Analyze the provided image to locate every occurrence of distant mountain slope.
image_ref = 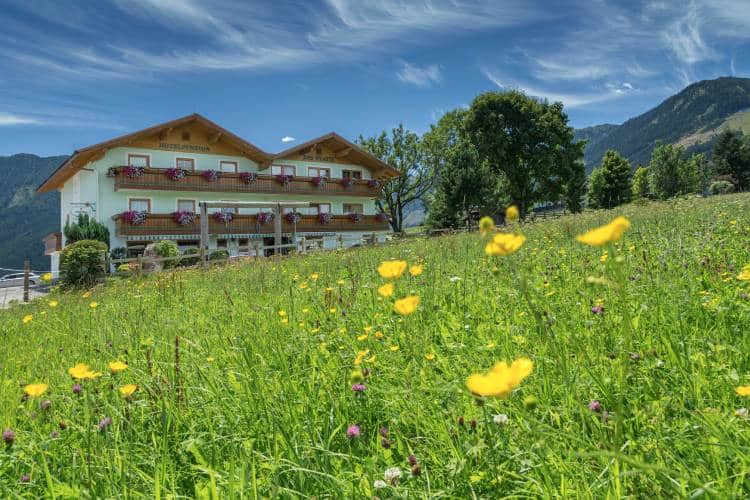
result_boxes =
[0,154,67,271]
[577,77,750,169]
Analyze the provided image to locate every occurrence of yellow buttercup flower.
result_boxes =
[378,282,394,297]
[576,216,631,247]
[278,310,287,317]
[737,265,750,281]
[120,384,138,397]
[109,361,128,373]
[736,386,750,396]
[89,301,98,309]
[68,363,102,380]
[82,291,92,298]
[23,383,48,398]
[22,314,33,324]
[393,295,419,315]
[479,216,495,236]
[310,273,319,280]
[409,264,424,277]
[466,358,534,398]
[48,300,58,308]
[377,260,408,280]
[485,233,526,256]
[425,353,436,361]
[389,345,400,352]
[506,205,519,222]
[41,272,53,283]
[357,334,368,341]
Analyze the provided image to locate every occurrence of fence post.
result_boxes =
[23,259,30,303]
[337,234,343,249]
[254,241,262,260]
[300,236,307,254]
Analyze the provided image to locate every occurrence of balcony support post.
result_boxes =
[273,204,282,256]
[199,202,209,269]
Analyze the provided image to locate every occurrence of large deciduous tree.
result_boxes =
[358,124,432,233]
[464,90,585,218]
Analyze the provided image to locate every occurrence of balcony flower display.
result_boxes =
[340,177,354,188]
[106,167,118,177]
[121,210,147,225]
[165,167,186,181]
[318,212,333,225]
[239,172,257,184]
[367,179,381,189]
[276,174,293,185]
[257,212,273,225]
[311,176,327,187]
[123,165,145,178]
[376,212,390,223]
[171,210,195,226]
[349,212,363,223]
[213,211,233,223]
[202,169,220,182]
[285,212,301,223]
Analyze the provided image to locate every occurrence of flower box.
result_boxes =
[367,179,382,189]
[349,212,363,223]
[213,211,233,223]
[285,212,301,223]
[257,212,273,225]
[239,172,257,184]
[340,177,354,188]
[276,174,294,185]
[121,210,147,225]
[171,210,195,226]
[318,212,333,225]
[165,168,186,181]
[123,166,145,178]
[311,176,327,187]
[202,169,220,182]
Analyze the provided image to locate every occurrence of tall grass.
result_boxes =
[1,194,750,497]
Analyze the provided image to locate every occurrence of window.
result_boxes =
[271,164,295,176]
[342,170,362,180]
[177,199,195,212]
[219,201,237,214]
[343,203,363,214]
[129,198,151,212]
[127,154,150,167]
[219,160,238,173]
[176,157,195,170]
[310,203,331,214]
[217,239,228,248]
[308,167,330,178]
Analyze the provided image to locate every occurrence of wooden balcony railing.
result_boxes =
[111,167,384,197]
[114,213,390,237]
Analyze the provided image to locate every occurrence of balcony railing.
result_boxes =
[114,213,390,237]
[110,167,384,197]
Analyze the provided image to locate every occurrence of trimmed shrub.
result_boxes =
[709,180,735,195]
[208,249,230,261]
[152,240,179,268]
[60,239,108,288]
[180,247,201,267]
[64,214,110,246]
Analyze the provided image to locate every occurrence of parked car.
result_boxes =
[0,273,40,288]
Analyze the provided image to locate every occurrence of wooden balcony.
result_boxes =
[114,213,390,237]
[111,167,384,197]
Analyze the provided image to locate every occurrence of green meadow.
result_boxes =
[2,194,750,498]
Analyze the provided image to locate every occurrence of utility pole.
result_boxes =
[23,259,30,303]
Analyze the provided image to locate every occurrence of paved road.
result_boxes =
[0,286,47,309]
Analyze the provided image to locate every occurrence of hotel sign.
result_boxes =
[158,142,210,153]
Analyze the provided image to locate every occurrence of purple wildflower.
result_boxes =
[72,384,83,395]
[3,429,15,445]
[379,427,389,437]
[346,424,361,438]
[98,417,112,431]
[591,305,604,315]
[50,431,59,439]
[588,400,602,412]
[20,474,30,483]
[351,383,366,392]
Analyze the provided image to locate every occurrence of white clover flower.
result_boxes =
[493,413,509,425]
[735,408,748,418]
[384,467,402,484]
[373,479,387,489]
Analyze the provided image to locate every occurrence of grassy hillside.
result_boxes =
[2,194,750,497]
[0,154,67,271]
[578,77,750,169]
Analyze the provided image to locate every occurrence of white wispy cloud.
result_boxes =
[396,61,442,88]
[663,3,718,65]
[0,112,39,126]
[281,136,296,143]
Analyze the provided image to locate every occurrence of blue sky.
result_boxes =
[0,0,748,156]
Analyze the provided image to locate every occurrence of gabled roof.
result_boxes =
[273,132,400,179]
[37,114,272,193]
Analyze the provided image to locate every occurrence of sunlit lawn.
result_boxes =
[2,194,750,497]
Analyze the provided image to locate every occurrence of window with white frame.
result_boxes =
[271,164,295,176]
[176,199,195,212]
[308,167,330,178]
[127,154,150,167]
[309,203,331,215]
[342,169,362,180]
[176,157,195,170]
[219,160,238,173]
[343,203,363,214]
[129,198,151,212]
